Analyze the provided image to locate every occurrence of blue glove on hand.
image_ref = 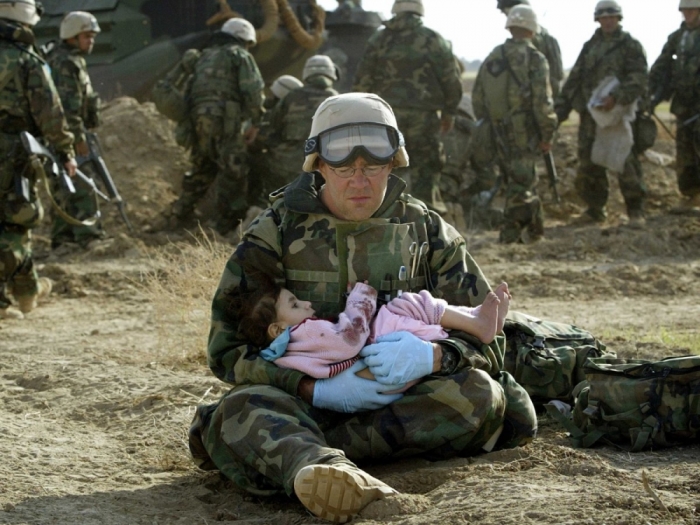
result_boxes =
[312,360,405,413]
[360,331,434,386]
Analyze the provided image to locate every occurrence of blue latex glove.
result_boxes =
[313,360,405,413]
[360,331,434,386]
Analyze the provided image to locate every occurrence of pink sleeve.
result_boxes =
[370,289,449,343]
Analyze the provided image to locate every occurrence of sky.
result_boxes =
[317,1,683,69]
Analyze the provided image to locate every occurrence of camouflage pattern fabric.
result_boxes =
[555,26,648,216]
[532,26,564,99]
[649,23,700,198]
[0,19,74,308]
[188,171,538,493]
[46,41,104,245]
[353,12,462,207]
[472,38,556,243]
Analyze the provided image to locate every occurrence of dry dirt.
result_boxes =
[1,98,699,525]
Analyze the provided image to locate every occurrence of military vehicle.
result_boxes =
[35,0,383,99]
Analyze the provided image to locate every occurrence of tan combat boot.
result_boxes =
[0,307,24,320]
[294,463,397,523]
[16,277,53,314]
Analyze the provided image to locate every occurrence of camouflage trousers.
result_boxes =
[391,107,444,209]
[577,112,646,215]
[189,369,536,496]
[51,160,104,247]
[173,114,249,233]
[497,156,543,244]
[675,117,700,198]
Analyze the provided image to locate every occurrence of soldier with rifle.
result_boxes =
[472,5,557,244]
[0,0,76,319]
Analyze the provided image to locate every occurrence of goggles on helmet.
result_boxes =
[595,7,621,17]
[304,123,404,167]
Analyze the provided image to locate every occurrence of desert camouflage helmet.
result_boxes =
[0,0,41,26]
[302,55,339,82]
[270,75,303,100]
[505,4,538,33]
[221,17,257,45]
[60,11,101,40]
[496,0,530,11]
[680,0,700,8]
[302,92,409,172]
[594,0,623,20]
[391,0,424,16]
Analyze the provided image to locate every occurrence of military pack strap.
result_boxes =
[285,269,338,283]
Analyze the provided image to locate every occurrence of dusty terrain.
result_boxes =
[1,99,699,525]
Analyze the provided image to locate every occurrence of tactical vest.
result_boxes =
[46,44,99,128]
[281,85,337,142]
[189,44,244,112]
[671,27,700,112]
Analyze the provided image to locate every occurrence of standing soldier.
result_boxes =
[46,11,105,249]
[169,17,265,235]
[472,5,557,244]
[496,0,564,98]
[555,1,648,227]
[353,0,462,210]
[0,0,76,319]
[264,55,339,191]
[650,0,700,213]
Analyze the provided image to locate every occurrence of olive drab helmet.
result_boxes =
[505,4,538,33]
[270,75,303,100]
[302,93,409,172]
[59,11,101,40]
[0,0,41,26]
[221,17,257,45]
[594,0,623,20]
[302,55,339,82]
[680,0,700,8]
[391,0,424,16]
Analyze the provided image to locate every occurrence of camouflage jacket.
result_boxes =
[533,25,564,99]
[0,19,74,161]
[268,75,337,143]
[472,38,557,155]
[556,26,648,117]
[649,22,700,118]
[189,33,264,125]
[207,172,499,389]
[352,13,462,115]
[46,41,98,145]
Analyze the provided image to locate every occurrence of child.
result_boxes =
[225,281,511,384]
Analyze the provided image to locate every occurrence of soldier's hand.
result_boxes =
[75,141,89,158]
[64,158,78,178]
[244,126,259,146]
[360,331,434,385]
[440,114,455,134]
[539,141,552,154]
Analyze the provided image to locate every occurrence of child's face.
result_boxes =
[275,289,315,328]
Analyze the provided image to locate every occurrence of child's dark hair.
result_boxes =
[223,280,282,348]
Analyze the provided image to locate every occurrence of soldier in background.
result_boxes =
[353,0,462,210]
[263,55,338,191]
[0,0,76,319]
[555,1,648,227]
[496,0,564,98]
[46,11,105,249]
[650,0,700,213]
[472,5,557,244]
[169,18,264,235]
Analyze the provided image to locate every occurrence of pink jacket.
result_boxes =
[272,283,448,378]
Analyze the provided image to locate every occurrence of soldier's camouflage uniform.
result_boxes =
[473,38,557,243]
[555,26,648,221]
[262,75,337,192]
[0,19,74,308]
[532,26,564,99]
[172,32,264,234]
[353,12,462,208]
[649,20,700,199]
[46,40,104,247]
[188,172,537,496]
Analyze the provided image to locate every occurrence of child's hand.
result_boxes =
[347,280,370,293]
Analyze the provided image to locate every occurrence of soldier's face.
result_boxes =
[681,8,700,27]
[317,158,390,221]
[76,31,97,54]
[597,16,620,34]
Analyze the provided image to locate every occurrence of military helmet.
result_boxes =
[302,92,409,172]
[221,17,257,45]
[302,55,339,82]
[60,11,101,40]
[270,75,303,100]
[505,5,538,33]
[680,0,700,9]
[594,0,623,20]
[0,0,41,26]
[496,0,530,11]
[391,0,424,17]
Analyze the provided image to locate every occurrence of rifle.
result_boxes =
[543,150,560,204]
[78,131,134,233]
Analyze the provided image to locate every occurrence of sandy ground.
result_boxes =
[1,99,699,525]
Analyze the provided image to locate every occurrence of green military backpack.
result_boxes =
[151,49,200,123]
[549,356,700,451]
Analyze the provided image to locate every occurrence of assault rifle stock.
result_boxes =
[543,151,560,204]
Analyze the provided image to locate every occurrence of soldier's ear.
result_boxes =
[268,322,286,340]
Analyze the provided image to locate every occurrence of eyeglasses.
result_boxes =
[328,164,390,179]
